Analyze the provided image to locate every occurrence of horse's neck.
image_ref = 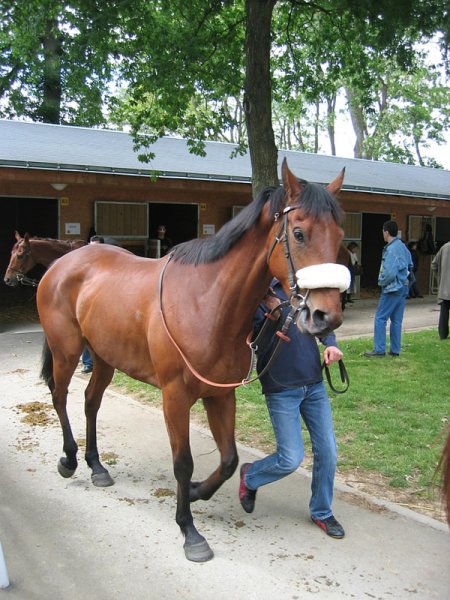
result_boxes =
[31,240,72,267]
[200,240,272,332]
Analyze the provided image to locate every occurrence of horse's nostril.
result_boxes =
[312,309,327,329]
[309,308,343,336]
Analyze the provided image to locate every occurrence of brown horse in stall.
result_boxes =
[36,159,348,562]
[3,231,86,287]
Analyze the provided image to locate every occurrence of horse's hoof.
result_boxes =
[183,539,214,562]
[91,471,114,487]
[57,459,76,478]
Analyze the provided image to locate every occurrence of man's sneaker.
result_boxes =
[311,515,345,539]
[239,463,257,513]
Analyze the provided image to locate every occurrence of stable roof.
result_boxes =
[1,119,449,200]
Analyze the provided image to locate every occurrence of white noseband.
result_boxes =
[296,264,351,293]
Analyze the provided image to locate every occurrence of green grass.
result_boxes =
[112,329,449,500]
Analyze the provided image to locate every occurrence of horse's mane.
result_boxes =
[13,236,86,251]
[172,180,343,266]
[29,236,83,244]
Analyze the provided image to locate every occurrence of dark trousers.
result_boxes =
[438,300,450,340]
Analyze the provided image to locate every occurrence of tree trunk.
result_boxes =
[413,133,424,166]
[326,94,336,156]
[345,87,369,159]
[37,18,62,124]
[314,99,319,153]
[244,0,278,196]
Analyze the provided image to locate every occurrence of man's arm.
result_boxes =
[378,250,396,286]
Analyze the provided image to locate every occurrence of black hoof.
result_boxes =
[91,471,114,487]
[183,539,214,562]
[57,459,76,478]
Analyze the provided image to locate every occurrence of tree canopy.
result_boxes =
[1,0,449,191]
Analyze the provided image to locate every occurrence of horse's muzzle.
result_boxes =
[3,275,20,287]
[296,290,343,337]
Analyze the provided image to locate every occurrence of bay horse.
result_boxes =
[3,231,86,287]
[37,159,349,562]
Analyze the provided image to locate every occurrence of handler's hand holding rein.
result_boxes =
[323,345,343,367]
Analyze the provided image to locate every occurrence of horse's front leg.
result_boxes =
[55,396,79,478]
[84,360,115,487]
[189,392,239,502]
[163,396,214,562]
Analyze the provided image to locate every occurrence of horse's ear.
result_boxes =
[282,158,303,198]
[15,230,21,241]
[24,233,30,243]
[327,168,345,196]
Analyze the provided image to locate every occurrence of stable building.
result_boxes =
[1,118,450,297]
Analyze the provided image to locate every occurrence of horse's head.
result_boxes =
[3,231,35,287]
[267,159,348,336]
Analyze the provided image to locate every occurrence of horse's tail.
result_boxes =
[40,337,54,386]
[438,427,450,527]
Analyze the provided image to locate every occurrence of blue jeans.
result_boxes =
[244,382,337,520]
[82,346,93,369]
[374,289,407,354]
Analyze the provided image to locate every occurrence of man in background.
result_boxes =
[156,225,173,256]
[431,240,450,339]
[364,220,412,358]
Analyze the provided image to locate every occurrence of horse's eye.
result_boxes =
[293,228,305,243]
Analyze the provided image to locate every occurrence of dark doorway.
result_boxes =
[0,197,58,310]
[148,203,198,246]
[435,217,450,251]
[360,213,391,289]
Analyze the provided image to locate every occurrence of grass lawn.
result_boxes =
[112,329,449,515]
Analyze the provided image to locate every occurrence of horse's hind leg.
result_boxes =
[83,356,115,487]
[189,393,239,502]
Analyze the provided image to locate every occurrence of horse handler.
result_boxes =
[238,279,345,539]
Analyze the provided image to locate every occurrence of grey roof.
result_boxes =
[1,119,449,200]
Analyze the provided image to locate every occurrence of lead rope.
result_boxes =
[322,359,349,394]
[157,208,348,392]
[157,256,298,389]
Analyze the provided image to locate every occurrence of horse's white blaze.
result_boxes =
[296,263,351,293]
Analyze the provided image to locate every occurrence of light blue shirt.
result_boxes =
[378,238,412,293]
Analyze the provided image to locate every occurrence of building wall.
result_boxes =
[0,167,251,243]
[2,166,450,294]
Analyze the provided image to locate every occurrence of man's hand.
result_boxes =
[323,345,343,367]
[263,288,282,312]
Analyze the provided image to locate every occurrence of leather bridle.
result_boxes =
[6,247,39,287]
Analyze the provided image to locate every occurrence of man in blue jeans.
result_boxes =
[239,279,345,539]
[364,220,412,358]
